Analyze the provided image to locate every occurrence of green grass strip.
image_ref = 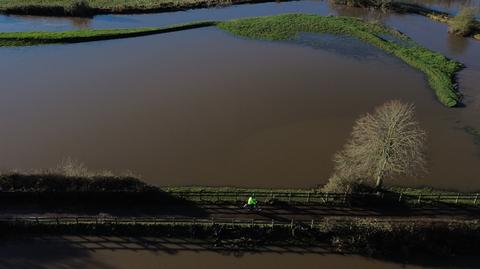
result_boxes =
[217,14,463,107]
[0,21,217,46]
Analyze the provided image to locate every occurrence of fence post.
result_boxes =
[290,219,294,230]
[211,217,215,225]
[251,219,255,227]
[475,194,479,206]
[310,219,314,229]
[76,217,79,225]
[36,217,39,225]
[235,192,238,203]
[307,192,310,203]
[343,191,348,204]
[417,194,422,205]
[288,193,292,203]
[455,193,460,204]
[398,192,403,203]
[271,219,275,228]
[325,193,329,204]
[173,217,176,225]
[56,217,59,225]
[133,217,136,225]
[193,217,196,225]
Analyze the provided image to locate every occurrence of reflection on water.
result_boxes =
[447,34,470,55]
[0,15,92,32]
[1,237,480,269]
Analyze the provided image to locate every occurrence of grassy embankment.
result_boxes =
[0,21,216,46]
[218,14,463,107]
[0,0,274,16]
[1,172,479,206]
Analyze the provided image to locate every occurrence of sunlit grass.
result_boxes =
[218,14,463,107]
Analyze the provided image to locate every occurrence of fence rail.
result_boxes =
[0,190,478,206]
[165,190,480,206]
[0,216,474,227]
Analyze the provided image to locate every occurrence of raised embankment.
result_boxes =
[2,173,480,256]
[1,173,480,207]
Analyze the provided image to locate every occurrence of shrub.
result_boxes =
[65,0,93,17]
[448,8,476,36]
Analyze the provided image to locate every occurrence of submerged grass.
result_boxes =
[0,21,216,46]
[464,126,480,145]
[218,14,463,107]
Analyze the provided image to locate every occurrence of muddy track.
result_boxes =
[2,204,480,221]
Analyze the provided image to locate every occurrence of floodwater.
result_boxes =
[0,0,479,190]
[0,237,479,269]
[403,0,480,16]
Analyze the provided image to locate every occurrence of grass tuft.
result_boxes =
[448,7,477,37]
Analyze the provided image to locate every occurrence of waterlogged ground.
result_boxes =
[0,0,479,190]
[0,237,479,269]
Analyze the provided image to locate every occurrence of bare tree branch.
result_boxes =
[324,100,427,192]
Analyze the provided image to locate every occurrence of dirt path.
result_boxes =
[2,204,480,221]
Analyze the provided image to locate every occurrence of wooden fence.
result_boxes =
[0,216,471,228]
[0,190,478,206]
[166,190,480,206]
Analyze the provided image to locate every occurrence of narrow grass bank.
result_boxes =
[2,217,480,257]
[0,21,216,46]
[218,14,463,107]
[0,0,283,17]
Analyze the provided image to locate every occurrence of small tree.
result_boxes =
[328,100,427,190]
[448,7,477,37]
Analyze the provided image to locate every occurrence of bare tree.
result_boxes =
[328,100,427,190]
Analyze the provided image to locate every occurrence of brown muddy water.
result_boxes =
[0,0,479,190]
[1,237,479,269]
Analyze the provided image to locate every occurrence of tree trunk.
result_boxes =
[375,175,383,189]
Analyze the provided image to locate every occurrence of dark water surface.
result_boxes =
[1,237,479,269]
[0,0,479,190]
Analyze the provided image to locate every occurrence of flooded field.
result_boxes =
[0,237,479,269]
[0,0,479,190]
[404,0,480,15]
